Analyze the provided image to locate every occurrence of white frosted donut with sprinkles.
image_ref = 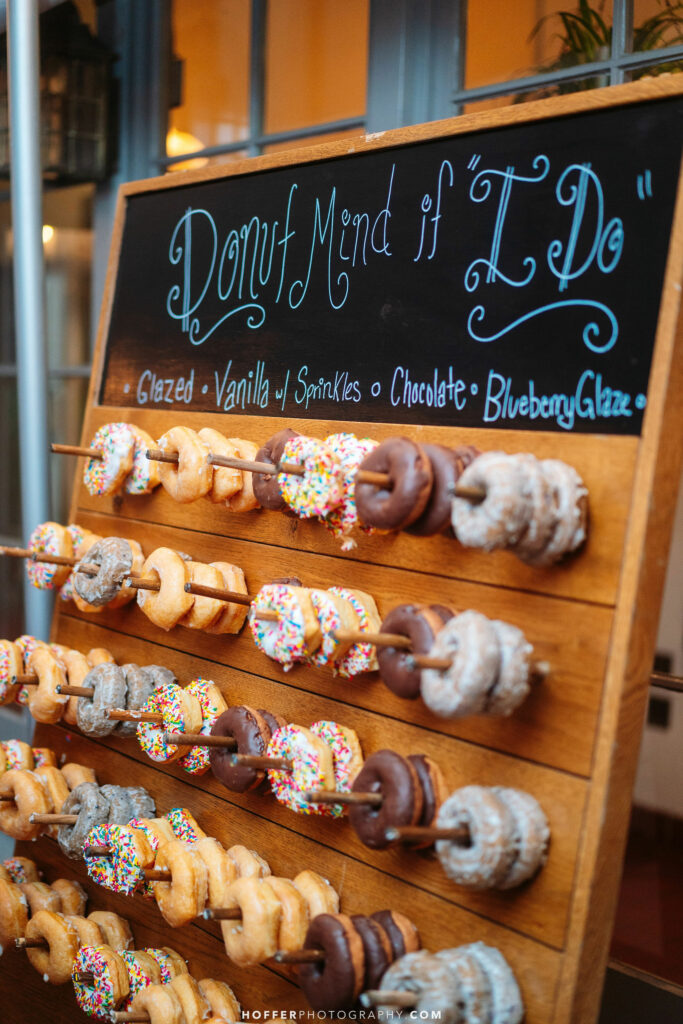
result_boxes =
[311,720,364,816]
[1,739,34,770]
[84,823,118,890]
[249,584,320,671]
[72,944,130,1017]
[322,433,378,548]
[306,590,358,668]
[266,725,335,815]
[329,586,381,677]
[26,521,73,589]
[277,435,344,518]
[83,422,136,496]
[178,679,227,776]
[14,636,47,706]
[137,683,202,763]
[124,425,162,495]
[0,640,21,704]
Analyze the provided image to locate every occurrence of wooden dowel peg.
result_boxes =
[0,545,33,559]
[143,868,172,882]
[332,629,412,650]
[164,732,236,749]
[355,469,391,487]
[384,824,470,844]
[83,845,112,857]
[0,795,15,802]
[360,990,418,1009]
[29,812,78,825]
[207,452,276,475]
[124,577,160,593]
[202,906,242,921]
[408,654,453,671]
[227,754,292,771]
[31,552,79,568]
[12,674,38,685]
[304,789,383,807]
[110,1013,151,1024]
[183,581,253,606]
[651,669,683,694]
[107,709,164,724]
[74,971,95,984]
[451,483,486,502]
[15,936,49,949]
[252,609,279,622]
[273,948,326,964]
[51,443,103,460]
[145,448,179,465]
[56,684,95,698]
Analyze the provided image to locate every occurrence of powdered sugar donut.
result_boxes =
[322,433,378,548]
[451,452,533,551]
[72,944,130,1016]
[59,526,102,608]
[136,683,202,762]
[84,422,136,496]
[249,585,321,670]
[267,725,335,815]
[465,942,524,1024]
[420,611,501,718]
[178,679,227,776]
[375,950,462,1024]
[306,590,359,668]
[277,435,344,518]
[73,536,136,608]
[523,459,589,566]
[329,586,381,677]
[486,620,533,716]
[434,946,492,1024]
[311,720,364,817]
[26,521,73,589]
[493,787,550,889]
[0,640,21,704]
[435,786,517,890]
[124,426,162,495]
[508,455,554,561]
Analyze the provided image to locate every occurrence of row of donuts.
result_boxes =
[76,422,588,567]
[0,854,94,950]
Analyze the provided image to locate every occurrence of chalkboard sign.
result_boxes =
[99,93,683,434]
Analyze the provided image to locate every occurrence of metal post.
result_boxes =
[247,0,267,158]
[6,0,52,640]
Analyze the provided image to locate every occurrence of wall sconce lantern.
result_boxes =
[0,1,114,183]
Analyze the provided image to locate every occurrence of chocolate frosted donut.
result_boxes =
[58,782,110,860]
[258,709,287,734]
[76,664,126,737]
[350,914,393,989]
[348,750,423,849]
[73,537,133,606]
[253,429,299,510]
[408,754,448,834]
[430,604,455,625]
[377,605,446,699]
[370,910,420,958]
[209,706,271,792]
[406,445,464,536]
[355,437,433,530]
[296,913,365,1011]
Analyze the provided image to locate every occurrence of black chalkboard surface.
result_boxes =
[100,94,683,434]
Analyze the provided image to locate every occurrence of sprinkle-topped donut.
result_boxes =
[277,435,344,518]
[110,824,156,895]
[137,683,201,762]
[322,433,378,549]
[3,856,39,884]
[329,586,380,677]
[84,824,118,889]
[311,720,364,816]
[0,640,21,704]
[267,725,335,815]
[124,426,162,495]
[120,950,161,1007]
[1,739,34,770]
[306,590,358,669]
[26,521,73,589]
[165,807,206,843]
[72,944,130,1017]
[14,635,46,705]
[83,423,136,496]
[249,585,320,671]
[178,679,227,776]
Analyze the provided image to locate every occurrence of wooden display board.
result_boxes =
[4,77,683,1024]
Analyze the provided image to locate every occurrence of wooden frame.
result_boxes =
[4,77,683,1024]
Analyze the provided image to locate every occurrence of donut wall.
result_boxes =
[3,78,683,1024]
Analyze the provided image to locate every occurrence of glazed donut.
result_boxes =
[136,548,193,630]
[253,428,299,510]
[522,458,589,566]
[310,720,364,814]
[355,437,433,530]
[435,786,517,890]
[485,620,533,716]
[209,706,273,792]
[51,878,87,916]
[198,428,243,503]
[152,840,209,927]
[506,454,555,561]
[267,724,336,814]
[177,678,228,776]
[0,768,51,840]
[198,978,241,1022]
[145,946,188,981]
[377,604,448,700]
[19,881,62,915]
[219,876,282,966]
[58,782,110,860]
[157,426,212,502]
[32,748,57,768]
[322,433,378,549]
[329,587,381,677]
[62,650,91,726]
[114,664,154,737]
[133,816,176,848]
[420,611,502,718]
[263,876,309,951]
[292,871,339,917]
[195,837,237,906]
[87,911,133,950]
[107,539,145,610]
[64,914,103,947]
[348,750,423,849]
[26,522,73,589]
[169,973,211,1024]
[165,807,207,843]
[129,982,186,1024]
[451,451,533,551]
[405,443,473,537]
[307,590,359,668]
[351,914,393,988]
[76,663,127,737]
[24,910,79,984]
[249,585,322,670]
[137,683,202,762]
[178,563,225,630]
[84,422,135,495]
[1,739,34,770]
[120,949,162,1007]
[3,856,40,883]
[297,913,365,1011]
[14,636,48,706]
[459,941,524,1024]
[87,648,116,666]
[492,787,550,889]
[408,754,448,844]
[0,877,29,948]
[61,763,97,790]
[73,536,136,607]
[0,640,21,705]
[375,950,462,1024]
[26,647,68,724]
[204,561,249,635]
[124,425,162,495]
[227,845,271,879]
[225,438,260,512]
[34,766,70,836]
[370,910,421,957]
[278,435,344,518]
[434,946,493,1024]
